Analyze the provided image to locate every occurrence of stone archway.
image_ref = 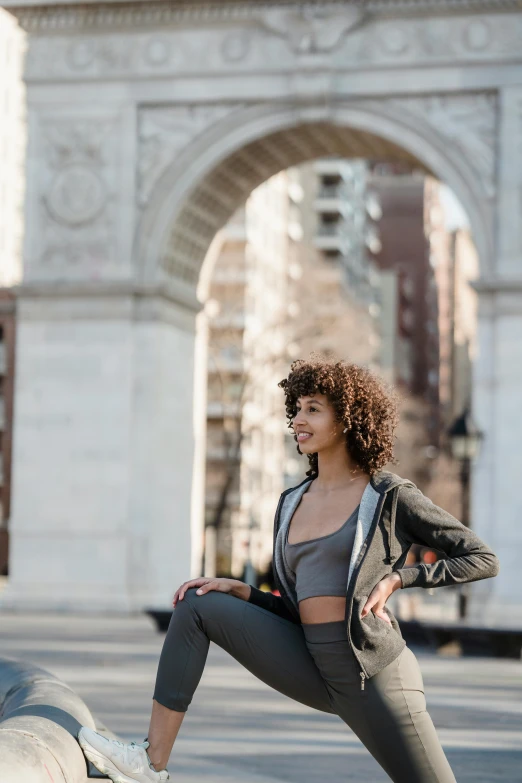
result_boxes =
[138,98,494,290]
[2,1,521,621]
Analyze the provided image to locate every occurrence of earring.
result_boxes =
[343,427,348,434]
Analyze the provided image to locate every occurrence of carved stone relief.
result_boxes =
[356,15,518,65]
[137,104,244,207]
[35,115,119,279]
[261,7,363,54]
[27,34,182,80]
[22,12,522,82]
[390,94,497,197]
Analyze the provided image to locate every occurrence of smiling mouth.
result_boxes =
[297,432,313,441]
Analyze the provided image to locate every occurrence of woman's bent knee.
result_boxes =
[181,586,244,613]
[173,587,246,634]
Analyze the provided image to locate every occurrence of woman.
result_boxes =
[78,356,500,783]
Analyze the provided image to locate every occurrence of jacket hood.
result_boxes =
[370,470,416,495]
[286,470,416,497]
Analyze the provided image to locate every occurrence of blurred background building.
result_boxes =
[0,0,518,625]
[200,157,478,585]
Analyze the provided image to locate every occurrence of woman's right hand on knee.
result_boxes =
[173,578,247,607]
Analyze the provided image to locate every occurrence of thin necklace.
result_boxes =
[312,475,368,492]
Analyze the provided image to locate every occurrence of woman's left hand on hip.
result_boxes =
[361,573,403,625]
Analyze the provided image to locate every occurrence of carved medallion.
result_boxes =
[221,32,251,63]
[144,37,172,66]
[463,19,492,51]
[46,164,107,226]
[380,26,410,55]
[67,39,96,70]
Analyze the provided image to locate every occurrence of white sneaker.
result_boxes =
[78,726,169,783]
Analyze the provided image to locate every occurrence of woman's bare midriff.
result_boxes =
[298,595,347,624]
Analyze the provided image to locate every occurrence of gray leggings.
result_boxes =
[153,587,456,783]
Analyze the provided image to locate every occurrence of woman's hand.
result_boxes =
[172,578,248,607]
[361,573,402,625]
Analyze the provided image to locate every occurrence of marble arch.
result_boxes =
[2,0,521,621]
[138,101,494,290]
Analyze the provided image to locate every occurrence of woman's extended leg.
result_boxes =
[80,586,334,782]
[353,645,456,783]
[303,621,456,783]
[147,585,335,768]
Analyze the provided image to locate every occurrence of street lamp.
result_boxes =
[447,406,484,620]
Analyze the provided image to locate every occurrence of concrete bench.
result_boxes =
[0,657,111,782]
[398,620,522,659]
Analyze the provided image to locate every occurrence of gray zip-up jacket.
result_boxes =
[247,470,500,690]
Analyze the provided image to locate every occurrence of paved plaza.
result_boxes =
[0,610,521,782]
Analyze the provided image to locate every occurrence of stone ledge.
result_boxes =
[11,279,202,318]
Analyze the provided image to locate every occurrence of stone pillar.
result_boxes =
[469,85,522,626]
[2,285,202,611]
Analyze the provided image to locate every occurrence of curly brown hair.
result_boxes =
[278,353,399,478]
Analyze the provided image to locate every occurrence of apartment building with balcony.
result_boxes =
[308,158,382,307]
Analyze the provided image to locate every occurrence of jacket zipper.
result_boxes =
[345,493,387,691]
[272,485,303,623]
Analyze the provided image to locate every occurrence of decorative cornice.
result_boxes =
[5,0,522,33]
[12,279,202,313]
[473,277,522,316]
[472,277,522,293]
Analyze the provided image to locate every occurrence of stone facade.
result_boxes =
[0,9,24,288]
[1,1,521,621]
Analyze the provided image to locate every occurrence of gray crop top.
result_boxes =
[284,505,359,602]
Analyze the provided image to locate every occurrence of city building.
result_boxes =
[297,158,382,308]
[204,163,384,579]
[424,180,479,425]
[204,174,291,580]
[369,166,478,513]
[0,0,516,625]
[368,166,441,488]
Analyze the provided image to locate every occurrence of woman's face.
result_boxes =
[292,392,345,454]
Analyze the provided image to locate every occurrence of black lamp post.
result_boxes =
[447,406,484,620]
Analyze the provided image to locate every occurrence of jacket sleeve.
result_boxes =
[394,484,500,590]
[247,585,298,623]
